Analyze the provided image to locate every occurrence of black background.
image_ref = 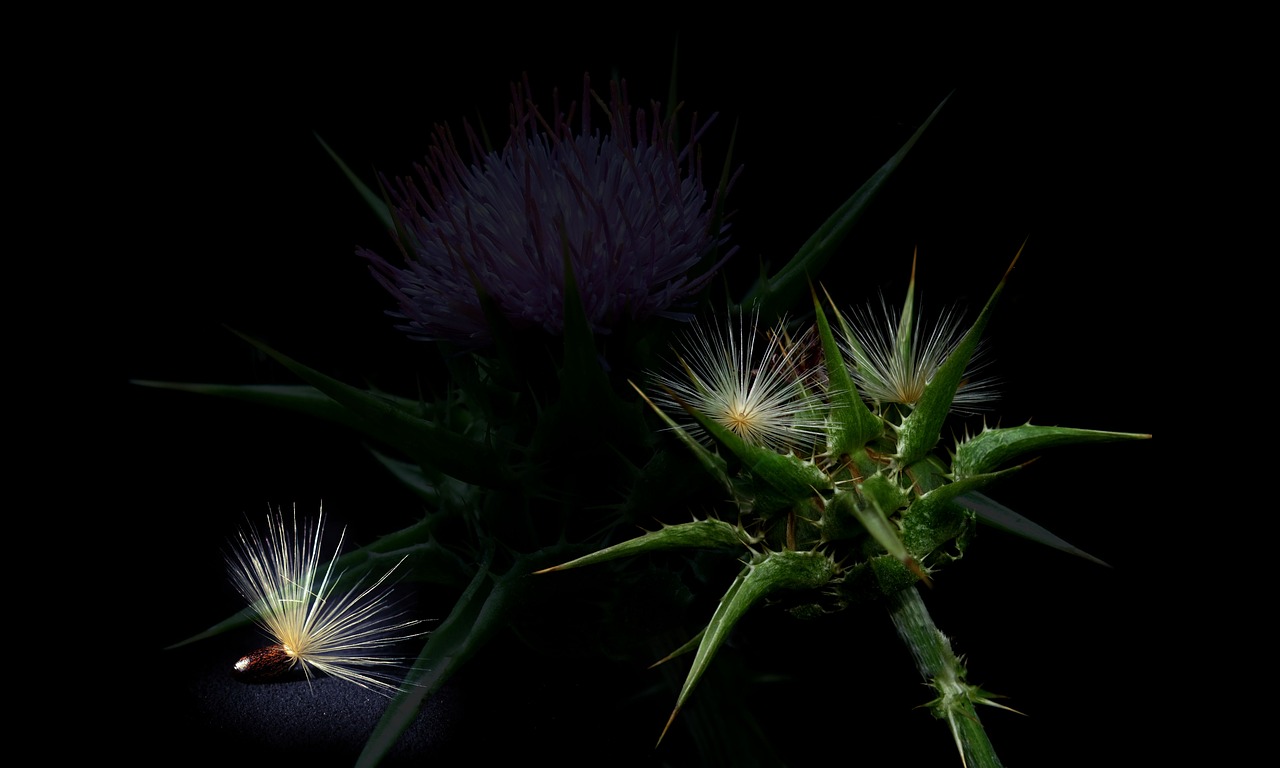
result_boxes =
[120,27,1163,767]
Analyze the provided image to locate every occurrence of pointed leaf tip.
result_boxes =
[959,491,1112,567]
[315,132,394,232]
[657,706,682,747]
[1003,237,1028,282]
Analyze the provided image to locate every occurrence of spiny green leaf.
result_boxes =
[357,545,506,768]
[226,330,509,489]
[630,380,732,490]
[358,547,571,767]
[558,233,610,404]
[659,550,837,744]
[329,514,474,589]
[894,253,919,373]
[897,242,1023,466]
[909,464,1025,521]
[547,243,650,453]
[665,39,680,127]
[741,93,951,318]
[164,608,257,649]
[650,628,705,667]
[953,423,1151,478]
[957,492,1111,567]
[131,381,448,439]
[812,286,881,452]
[315,132,393,232]
[533,519,755,573]
[367,447,474,511]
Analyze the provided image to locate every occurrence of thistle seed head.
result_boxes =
[650,312,828,454]
[226,504,425,696]
[841,296,997,415]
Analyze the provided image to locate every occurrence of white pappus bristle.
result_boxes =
[652,311,828,454]
[226,503,425,696]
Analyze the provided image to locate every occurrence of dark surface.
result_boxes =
[122,28,1163,767]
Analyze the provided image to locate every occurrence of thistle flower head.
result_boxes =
[226,505,424,696]
[841,295,996,415]
[360,75,734,344]
[650,312,827,454]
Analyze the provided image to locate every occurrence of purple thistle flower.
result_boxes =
[359,75,735,345]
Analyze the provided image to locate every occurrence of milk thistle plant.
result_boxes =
[143,70,1148,767]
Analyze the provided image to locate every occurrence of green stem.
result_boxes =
[887,586,1004,768]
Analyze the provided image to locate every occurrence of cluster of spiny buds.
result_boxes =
[539,249,1149,752]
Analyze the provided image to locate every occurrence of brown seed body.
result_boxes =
[232,644,294,681]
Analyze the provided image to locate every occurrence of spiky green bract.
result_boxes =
[812,285,881,454]
[629,380,734,489]
[315,132,393,231]
[953,423,1152,478]
[652,312,828,455]
[895,250,1018,468]
[741,93,952,319]
[658,549,838,744]
[227,505,425,696]
[956,492,1111,567]
[533,518,758,573]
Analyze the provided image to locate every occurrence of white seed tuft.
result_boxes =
[651,312,828,454]
[226,504,426,696]
[841,297,997,415]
